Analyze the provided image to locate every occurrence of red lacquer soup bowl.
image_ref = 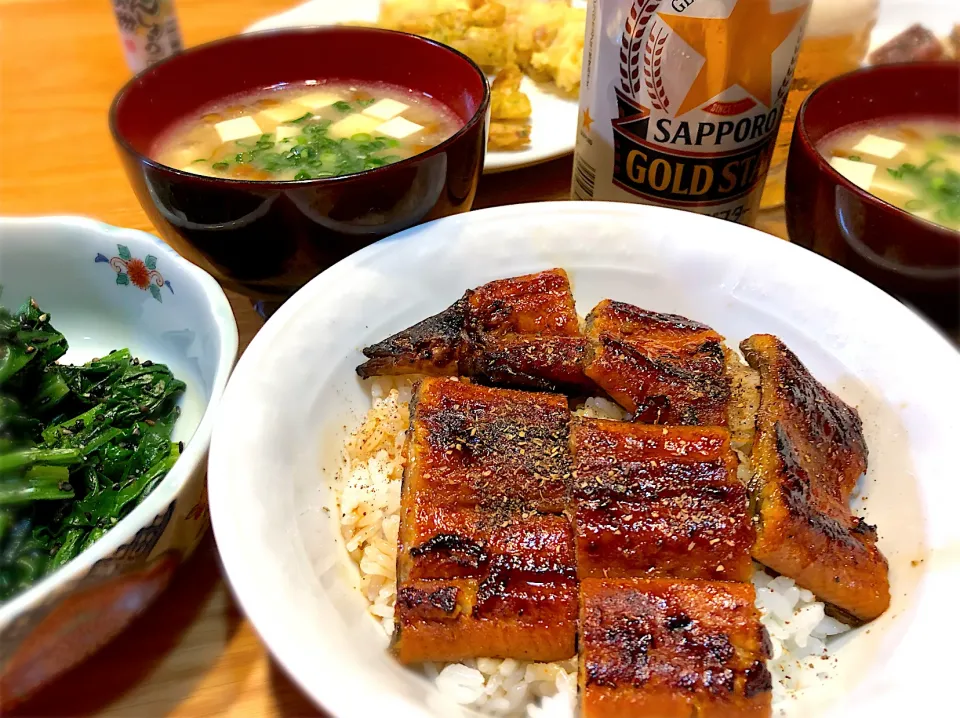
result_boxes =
[785,62,960,330]
[110,27,489,309]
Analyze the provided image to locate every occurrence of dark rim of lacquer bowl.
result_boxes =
[792,60,960,246]
[109,27,490,188]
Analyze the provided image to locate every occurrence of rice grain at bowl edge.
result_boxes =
[334,377,851,717]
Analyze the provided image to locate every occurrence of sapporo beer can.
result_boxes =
[112,0,184,73]
[572,0,812,226]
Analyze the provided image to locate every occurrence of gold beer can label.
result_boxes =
[573,0,812,225]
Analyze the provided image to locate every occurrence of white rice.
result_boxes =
[336,378,850,716]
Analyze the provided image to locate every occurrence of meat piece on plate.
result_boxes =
[583,300,730,425]
[580,578,772,718]
[401,377,572,515]
[394,572,578,663]
[741,334,889,623]
[394,377,577,662]
[465,267,580,338]
[358,269,592,392]
[868,24,946,65]
[571,418,754,582]
[459,334,595,393]
[394,513,578,663]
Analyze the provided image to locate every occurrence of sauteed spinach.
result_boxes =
[0,298,185,602]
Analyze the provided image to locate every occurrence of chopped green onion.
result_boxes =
[291,112,313,123]
[848,155,861,162]
[332,101,352,112]
[357,98,377,107]
[211,162,228,171]
[293,170,312,180]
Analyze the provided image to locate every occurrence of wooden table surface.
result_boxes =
[0,1,786,715]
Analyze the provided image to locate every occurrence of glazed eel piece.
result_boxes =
[358,270,758,431]
[392,377,577,663]
[357,268,593,394]
[580,578,772,718]
[569,417,754,582]
[741,334,889,623]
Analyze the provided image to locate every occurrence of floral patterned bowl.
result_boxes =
[0,216,238,708]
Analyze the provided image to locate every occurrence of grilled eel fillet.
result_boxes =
[393,378,577,663]
[583,300,733,425]
[358,270,757,431]
[571,418,755,582]
[580,578,772,718]
[357,268,593,393]
[741,334,890,623]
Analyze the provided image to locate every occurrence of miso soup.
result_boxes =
[153,82,463,181]
[818,120,960,232]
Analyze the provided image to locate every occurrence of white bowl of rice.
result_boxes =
[207,202,960,718]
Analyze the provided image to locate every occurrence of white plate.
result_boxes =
[209,201,960,718]
[243,0,580,174]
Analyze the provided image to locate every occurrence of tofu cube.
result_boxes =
[376,116,424,140]
[868,170,914,204]
[258,103,311,123]
[214,116,262,144]
[294,91,343,110]
[852,134,906,160]
[329,113,382,139]
[163,146,205,168]
[362,98,409,121]
[274,125,301,142]
[830,156,877,190]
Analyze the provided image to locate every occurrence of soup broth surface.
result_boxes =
[819,119,960,231]
[153,82,462,181]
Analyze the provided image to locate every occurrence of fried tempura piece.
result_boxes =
[508,0,586,94]
[741,334,890,623]
[491,64,532,120]
[580,578,772,718]
[379,1,516,70]
[489,65,532,150]
[378,1,583,150]
[489,120,533,151]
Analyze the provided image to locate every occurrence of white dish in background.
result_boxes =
[0,216,238,706]
[208,201,960,718]
[243,0,580,174]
